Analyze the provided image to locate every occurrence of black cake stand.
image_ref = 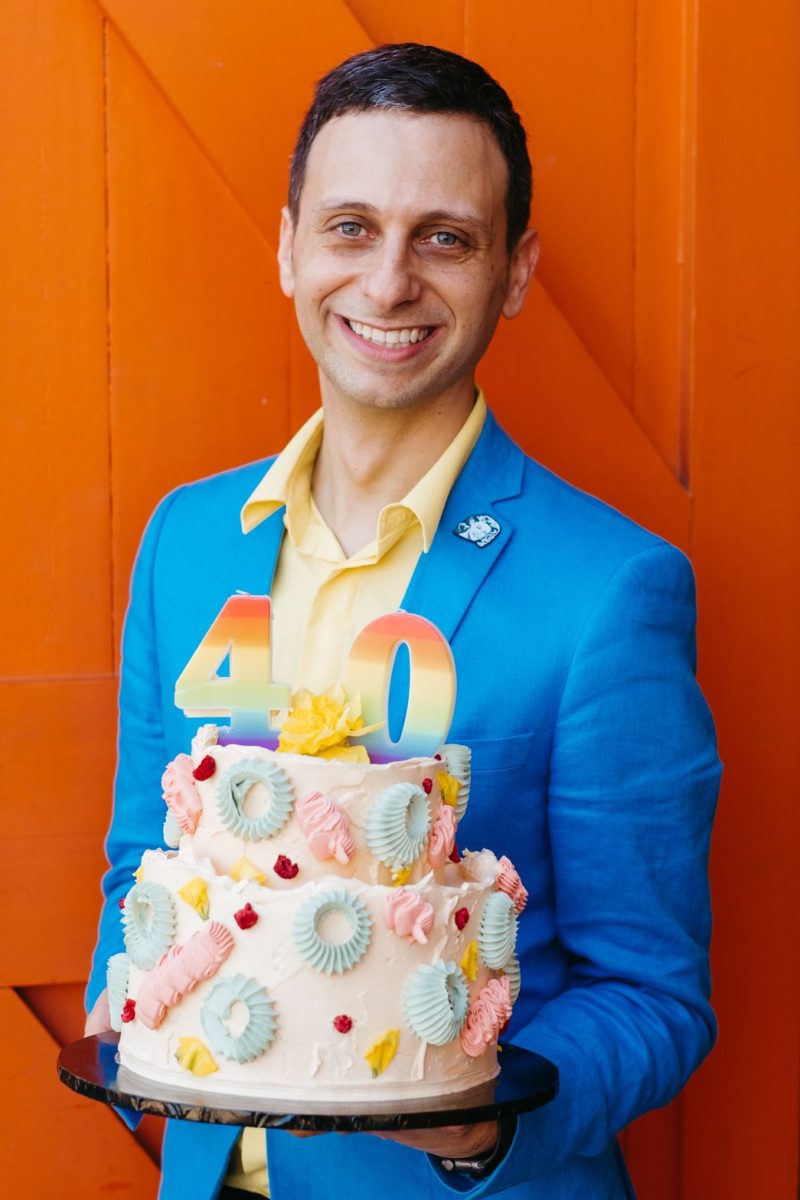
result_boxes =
[58,1033,558,1131]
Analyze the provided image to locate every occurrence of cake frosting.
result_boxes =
[111,724,525,1101]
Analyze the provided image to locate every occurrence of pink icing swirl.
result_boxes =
[137,921,234,1029]
[460,976,513,1057]
[383,888,435,944]
[161,754,203,835]
[497,855,529,914]
[296,791,356,865]
[427,805,457,869]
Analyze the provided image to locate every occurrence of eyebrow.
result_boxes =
[313,199,492,236]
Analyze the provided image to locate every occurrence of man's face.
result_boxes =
[278,110,537,413]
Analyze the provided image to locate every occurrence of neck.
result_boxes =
[311,385,476,557]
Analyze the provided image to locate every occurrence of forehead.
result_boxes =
[298,109,508,226]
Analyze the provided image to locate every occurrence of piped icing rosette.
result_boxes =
[123,881,177,970]
[296,790,356,865]
[106,952,131,1032]
[201,974,277,1063]
[216,757,294,840]
[439,744,471,821]
[427,805,457,868]
[383,888,434,944]
[191,724,219,756]
[365,782,430,869]
[162,808,182,849]
[162,754,203,835]
[293,888,372,974]
[404,960,470,1045]
[496,855,529,914]
[460,975,513,1057]
[137,921,235,1029]
[502,953,522,1004]
[478,891,518,968]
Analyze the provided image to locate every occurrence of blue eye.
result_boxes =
[432,231,460,247]
[338,222,363,237]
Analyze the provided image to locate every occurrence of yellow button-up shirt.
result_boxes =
[225,392,486,1194]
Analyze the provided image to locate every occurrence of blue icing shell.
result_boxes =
[365,783,430,869]
[162,808,182,848]
[478,892,518,968]
[216,758,294,841]
[293,889,372,975]
[122,880,177,970]
[502,953,521,1004]
[440,744,471,821]
[404,960,469,1045]
[106,953,130,1033]
[201,974,277,1063]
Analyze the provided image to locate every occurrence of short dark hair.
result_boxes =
[288,43,532,252]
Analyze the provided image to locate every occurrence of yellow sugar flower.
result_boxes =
[176,1037,218,1077]
[460,939,479,982]
[391,865,412,886]
[230,856,267,886]
[277,684,381,759]
[437,771,462,808]
[178,876,209,920]
[364,1028,400,1078]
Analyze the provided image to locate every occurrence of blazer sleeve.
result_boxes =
[85,489,185,1012]
[430,541,721,1195]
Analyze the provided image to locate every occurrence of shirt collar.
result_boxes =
[240,392,487,556]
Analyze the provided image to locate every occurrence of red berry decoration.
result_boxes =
[455,907,470,930]
[333,1014,353,1034]
[118,897,125,910]
[434,753,443,761]
[448,844,462,864]
[234,903,259,930]
[274,854,299,880]
[421,777,433,794]
[192,754,216,781]
[121,999,136,1023]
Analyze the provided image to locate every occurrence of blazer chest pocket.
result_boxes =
[467,732,540,775]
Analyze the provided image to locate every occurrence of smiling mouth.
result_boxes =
[345,319,433,346]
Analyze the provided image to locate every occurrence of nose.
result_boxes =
[359,236,422,311]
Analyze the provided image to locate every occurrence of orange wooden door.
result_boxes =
[2,2,796,1197]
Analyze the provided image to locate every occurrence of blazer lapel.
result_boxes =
[400,409,525,643]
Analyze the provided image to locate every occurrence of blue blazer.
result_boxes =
[87,411,721,1199]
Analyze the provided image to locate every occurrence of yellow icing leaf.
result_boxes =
[391,865,412,886]
[230,856,267,886]
[178,876,209,920]
[437,772,461,808]
[460,939,479,983]
[318,743,370,763]
[133,865,143,883]
[364,1028,400,1078]
[175,1037,218,1076]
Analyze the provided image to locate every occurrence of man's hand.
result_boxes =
[371,1118,498,1159]
[84,987,112,1036]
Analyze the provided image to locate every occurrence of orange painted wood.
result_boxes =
[678,0,800,1194]
[104,24,293,647]
[0,986,159,1197]
[0,678,117,985]
[468,1,636,405]
[344,0,465,52]
[98,0,370,238]
[20,982,163,1165]
[633,0,697,479]
[0,0,112,678]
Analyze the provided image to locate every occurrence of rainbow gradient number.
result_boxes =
[174,595,291,745]
[342,612,456,761]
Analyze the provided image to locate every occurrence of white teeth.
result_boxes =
[348,320,430,346]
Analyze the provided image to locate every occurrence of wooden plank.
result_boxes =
[0,986,159,1197]
[682,0,800,1194]
[481,279,690,551]
[98,0,370,238]
[0,0,112,678]
[0,678,117,985]
[468,0,636,406]
[20,982,163,1165]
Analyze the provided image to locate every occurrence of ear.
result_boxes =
[502,228,539,320]
[277,206,295,298]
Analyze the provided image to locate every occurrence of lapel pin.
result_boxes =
[454,514,501,548]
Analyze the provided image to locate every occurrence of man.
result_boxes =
[86,43,720,1199]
